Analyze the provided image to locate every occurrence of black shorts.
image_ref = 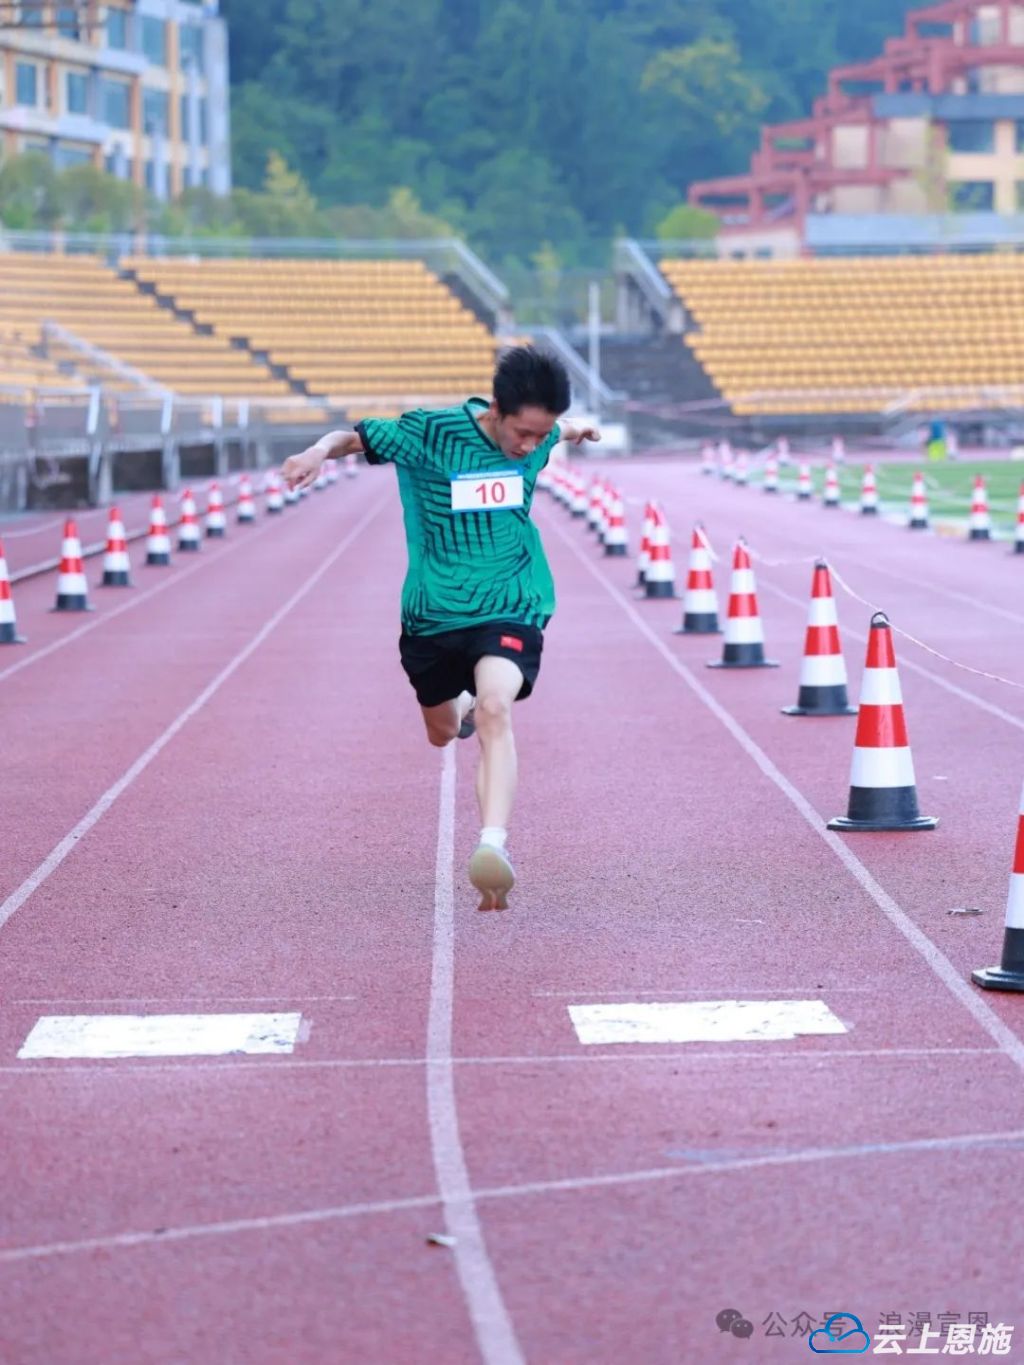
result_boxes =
[399,621,544,708]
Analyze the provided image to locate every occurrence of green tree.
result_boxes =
[655,202,721,241]
[0,152,60,230]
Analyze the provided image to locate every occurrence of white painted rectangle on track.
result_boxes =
[568,1000,848,1046]
[17,1012,303,1059]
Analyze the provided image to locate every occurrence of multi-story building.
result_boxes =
[0,0,230,199]
[688,0,1024,256]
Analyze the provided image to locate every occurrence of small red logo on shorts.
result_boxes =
[500,635,524,653]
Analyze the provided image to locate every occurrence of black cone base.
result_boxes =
[860,506,878,516]
[708,643,778,669]
[178,541,201,552]
[146,553,171,566]
[644,581,676,599]
[0,624,26,644]
[782,684,857,717]
[909,519,928,530]
[101,572,132,587]
[206,527,225,538]
[972,928,1024,991]
[829,784,936,831]
[675,614,721,635]
[604,545,628,557]
[53,597,93,612]
[1014,542,1024,554]
[969,529,991,541]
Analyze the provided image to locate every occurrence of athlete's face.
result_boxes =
[491,403,559,460]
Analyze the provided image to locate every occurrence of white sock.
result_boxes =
[479,826,507,850]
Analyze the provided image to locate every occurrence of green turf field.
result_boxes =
[767,460,1024,533]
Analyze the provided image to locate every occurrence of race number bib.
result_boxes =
[450,469,524,513]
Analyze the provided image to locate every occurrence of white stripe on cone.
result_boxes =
[800,654,849,687]
[858,667,903,706]
[724,616,765,646]
[850,747,917,789]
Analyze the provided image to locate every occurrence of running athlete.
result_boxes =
[281,347,600,910]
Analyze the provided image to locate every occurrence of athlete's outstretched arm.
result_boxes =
[281,429,365,490]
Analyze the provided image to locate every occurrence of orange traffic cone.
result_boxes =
[675,526,720,634]
[53,518,92,611]
[782,561,856,716]
[909,472,929,530]
[100,506,132,587]
[178,489,201,551]
[828,612,936,831]
[205,482,227,537]
[969,475,991,541]
[0,538,25,643]
[972,781,1024,991]
[708,540,777,668]
[644,507,676,599]
[860,465,879,515]
[146,495,172,565]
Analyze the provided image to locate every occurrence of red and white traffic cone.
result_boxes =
[146,494,172,565]
[345,451,358,479]
[831,435,846,464]
[763,456,779,493]
[284,480,300,507]
[603,488,628,557]
[265,470,284,514]
[644,507,676,599]
[822,465,841,508]
[1014,482,1024,555]
[734,452,749,487]
[972,781,1024,991]
[205,482,227,537]
[796,463,812,500]
[587,479,604,535]
[100,506,132,587]
[782,560,856,717]
[707,540,777,668]
[675,525,720,634]
[860,465,879,515]
[908,472,929,530]
[700,443,715,476]
[178,489,202,552]
[312,461,328,491]
[636,502,654,587]
[968,474,991,541]
[53,518,92,611]
[325,458,340,485]
[237,474,256,523]
[0,539,25,643]
[827,612,936,831]
[570,472,588,518]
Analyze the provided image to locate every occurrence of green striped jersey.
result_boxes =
[355,400,560,636]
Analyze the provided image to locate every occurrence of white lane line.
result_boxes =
[543,512,1024,1074]
[12,995,356,1004]
[533,987,877,997]
[426,745,525,1365]
[0,495,388,937]
[0,520,274,686]
[17,1013,303,1059]
[3,1126,1022,1265]
[760,577,1024,735]
[568,1000,847,1046]
[0,1046,998,1077]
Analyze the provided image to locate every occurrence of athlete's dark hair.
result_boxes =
[493,346,571,417]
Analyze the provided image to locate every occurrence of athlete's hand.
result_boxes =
[563,423,601,446]
[281,446,324,491]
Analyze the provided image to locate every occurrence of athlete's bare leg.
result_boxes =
[420,690,474,748]
[468,655,523,910]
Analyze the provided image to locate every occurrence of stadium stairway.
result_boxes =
[596,332,724,448]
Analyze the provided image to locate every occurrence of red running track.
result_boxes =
[2,461,1024,1362]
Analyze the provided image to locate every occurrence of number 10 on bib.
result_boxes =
[450,470,525,513]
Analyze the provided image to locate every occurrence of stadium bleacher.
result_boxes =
[0,329,84,402]
[123,257,498,401]
[0,254,292,400]
[660,255,1024,415]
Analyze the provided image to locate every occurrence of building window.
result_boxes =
[179,24,204,74]
[65,70,88,114]
[106,6,128,50]
[101,77,131,129]
[142,87,169,134]
[946,120,995,153]
[949,180,995,211]
[56,7,80,39]
[15,62,38,107]
[141,16,167,66]
[54,142,92,170]
[104,147,131,179]
[19,2,44,27]
[1016,182,1024,210]
[179,94,208,144]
